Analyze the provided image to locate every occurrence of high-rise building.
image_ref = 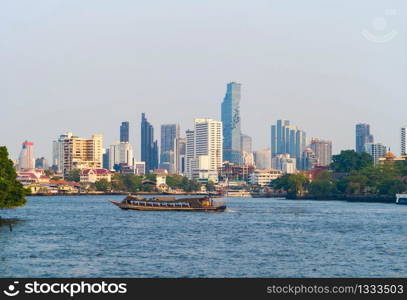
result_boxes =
[241,134,252,154]
[62,134,103,177]
[120,121,130,143]
[253,149,272,170]
[301,148,318,171]
[310,138,332,167]
[272,154,297,174]
[160,124,180,173]
[401,126,407,156]
[185,129,195,179]
[356,123,374,153]
[102,149,110,169]
[140,113,158,173]
[52,132,73,173]
[174,137,186,175]
[35,157,48,169]
[221,82,242,165]
[109,142,134,170]
[185,119,222,182]
[271,120,306,169]
[18,141,34,170]
[365,142,387,165]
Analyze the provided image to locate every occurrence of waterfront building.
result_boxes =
[271,120,306,169]
[221,82,242,165]
[272,154,297,174]
[80,168,111,183]
[218,161,255,182]
[141,113,158,173]
[253,149,272,170]
[301,148,318,171]
[120,121,130,143]
[356,123,374,153]
[109,142,134,170]
[62,134,103,177]
[402,126,407,156]
[365,142,387,165]
[159,124,180,173]
[309,138,332,167]
[174,137,186,175]
[185,119,223,181]
[18,141,35,170]
[52,132,73,173]
[121,161,146,176]
[249,169,282,186]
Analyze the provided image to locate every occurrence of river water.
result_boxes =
[1,195,406,277]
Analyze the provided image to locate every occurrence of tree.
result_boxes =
[206,180,216,192]
[65,169,80,182]
[271,173,309,197]
[309,171,336,198]
[330,150,373,173]
[95,179,111,192]
[0,146,27,209]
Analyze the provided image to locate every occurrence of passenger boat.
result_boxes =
[396,194,407,205]
[109,195,226,212]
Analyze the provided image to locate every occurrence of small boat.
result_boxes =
[109,195,226,212]
[396,194,407,205]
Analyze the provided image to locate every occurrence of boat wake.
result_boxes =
[225,208,239,213]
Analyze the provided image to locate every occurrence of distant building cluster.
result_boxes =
[13,82,407,193]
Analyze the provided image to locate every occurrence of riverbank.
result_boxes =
[27,191,214,197]
[286,194,396,204]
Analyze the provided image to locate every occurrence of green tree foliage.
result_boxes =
[309,171,336,198]
[0,146,27,209]
[330,150,373,173]
[271,173,309,197]
[65,169,81,182]
[95,179,112,192]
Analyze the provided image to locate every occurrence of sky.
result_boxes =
[1,0,406,161]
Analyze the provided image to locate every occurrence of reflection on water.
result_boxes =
[0,195,407,277]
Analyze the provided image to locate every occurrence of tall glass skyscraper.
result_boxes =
[271,120,306,169]
[160,124,180,172]
[355,123,374,153]
[141,113,158,173]
[221,82,242,165]
[120,121,129,143]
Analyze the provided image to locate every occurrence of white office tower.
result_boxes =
[109,142,134,170]
[185,119,223,182]
[402,126,407,156]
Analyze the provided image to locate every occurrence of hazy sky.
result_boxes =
[1,0,406,161]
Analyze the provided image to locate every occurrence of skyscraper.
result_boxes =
[241,134,252,154]
[62,134,103,177]
[141,113,158,173]
[160,124,180,173]
[18,141,34,170]
[185,119,222,182]
[120,121,129,143]
[52,132,73,173]
[355,123,374,153]
[310,138,333,167]
[401,126,407,156]
[174,137,186,175]
[253,149,272,170]
[365,142,387,165]
[221,82,242,165]
[271,120,306,169]
[109,142,134,170]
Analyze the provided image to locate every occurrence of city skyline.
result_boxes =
[2,1,407,160]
